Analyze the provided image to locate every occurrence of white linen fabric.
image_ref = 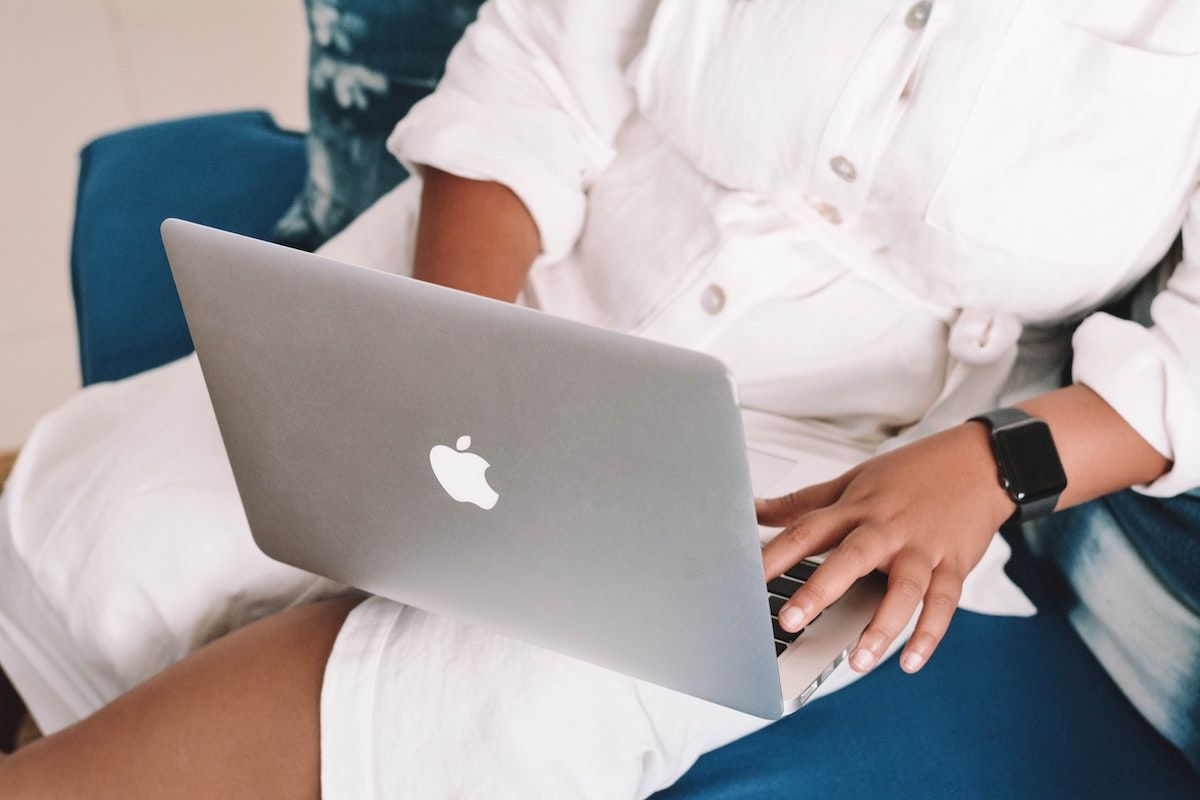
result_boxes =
[392,0,1200,490]
[1,0,1199,796]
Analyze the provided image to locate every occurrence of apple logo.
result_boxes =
[429,435,499,510]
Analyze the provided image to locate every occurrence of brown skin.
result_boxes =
[762,384,1171,674]
[0,597,364,799]
[0,170,1174,795]
[413,168,540,301]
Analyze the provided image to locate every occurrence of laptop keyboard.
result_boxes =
[767,559,820,656]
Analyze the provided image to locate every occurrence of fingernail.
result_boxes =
[901,652,925,673]
[850,647,876,672]
[780,606,806,631]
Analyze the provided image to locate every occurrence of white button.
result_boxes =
[830,156,857,183]
[700,284,726,314]
[906,1,932,29]
[948,309,1023,365]
[815,203,843,225]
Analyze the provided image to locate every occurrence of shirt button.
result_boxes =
[815,203,843,225]
[700,284,726,315]
[830,156,857,183]
[906,1,932,29]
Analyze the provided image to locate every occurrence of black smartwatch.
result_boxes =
[969,407,1067,524]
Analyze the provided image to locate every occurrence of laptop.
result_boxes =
[162,218,886,720]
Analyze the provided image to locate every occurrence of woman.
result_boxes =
[1,0,1197,796]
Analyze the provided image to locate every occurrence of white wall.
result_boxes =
[0,0,310,449]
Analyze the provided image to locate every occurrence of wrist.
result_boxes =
[969,407,1069,524]
[957,421,1021,527]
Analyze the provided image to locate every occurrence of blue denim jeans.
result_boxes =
[1029,491,1200,773]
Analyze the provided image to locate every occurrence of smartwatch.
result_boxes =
[968,407,1067,524]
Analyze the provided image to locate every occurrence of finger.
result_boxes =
[755,478,845,528]
[761,506,854,581]
[848,553,933,673]
[898,565,964,674]
[778,526,890,632]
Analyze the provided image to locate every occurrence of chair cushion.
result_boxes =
[272,0,484,251]
[71,110,307,386]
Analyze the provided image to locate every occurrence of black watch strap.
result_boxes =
[1012,492,1059,523]
[970,407,1065,524]
[971,406,1030,431]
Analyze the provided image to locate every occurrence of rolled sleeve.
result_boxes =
[1072,183,1200,497]
[387,0,656,265]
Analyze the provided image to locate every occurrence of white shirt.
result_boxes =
[389,0,1200,495]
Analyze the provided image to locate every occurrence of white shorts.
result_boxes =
[320,597,767,799]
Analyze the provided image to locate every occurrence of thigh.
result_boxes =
[0,596,364,800]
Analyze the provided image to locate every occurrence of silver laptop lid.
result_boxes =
[163,219,783,719]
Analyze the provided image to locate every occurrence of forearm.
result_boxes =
[945,383,1174,525]
[412,168,540,302]
[1012,383,1172,510]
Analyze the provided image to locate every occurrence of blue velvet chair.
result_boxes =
[68,111,1200,799]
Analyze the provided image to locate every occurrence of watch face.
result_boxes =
[994,421,1068,502]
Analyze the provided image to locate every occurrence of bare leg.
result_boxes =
[0,596,363,799]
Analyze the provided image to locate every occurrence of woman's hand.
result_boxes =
[758,422,1016,675]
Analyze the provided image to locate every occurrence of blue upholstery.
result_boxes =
[658,530,1200,799]
[70,112,1200,798]
[72,111,306,385]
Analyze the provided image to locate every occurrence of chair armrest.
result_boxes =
[71,111,307,385]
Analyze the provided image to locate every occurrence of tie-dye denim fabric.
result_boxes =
[275,0,483,251]
[1029,491,1200,774]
